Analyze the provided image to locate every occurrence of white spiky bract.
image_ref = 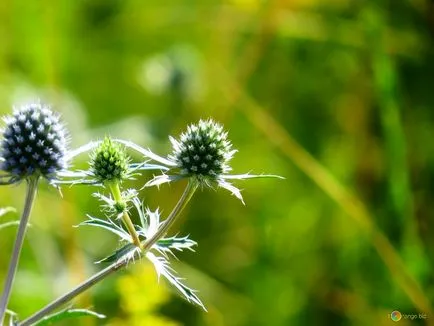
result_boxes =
[78,188,205,309]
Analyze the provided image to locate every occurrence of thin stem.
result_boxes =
[121,211,142,249]
[19,180,198,326]
[108,182,142,249]
[0,177,39,325]
[19,262,122,326]
[142,180,198,252]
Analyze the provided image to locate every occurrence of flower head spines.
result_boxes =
[169,119,236,179]
[0,103,68,180]
[143,118,282,203]
[90,137,129,184]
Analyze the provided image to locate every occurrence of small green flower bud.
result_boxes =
[90,137,129,184]
[169,119,236,179]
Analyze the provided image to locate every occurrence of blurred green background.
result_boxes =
[0,0,434,325]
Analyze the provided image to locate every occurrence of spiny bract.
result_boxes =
[90,137,129,184]
[0,102,68,180]
[169,119,236,179]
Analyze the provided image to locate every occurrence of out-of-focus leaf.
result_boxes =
[31,308,105,326]
[0,207,16,217]
[6,309,18,326]
[0,208,18,231]
[0,221,20,230]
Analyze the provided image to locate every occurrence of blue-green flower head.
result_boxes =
[90,137,130,184]
[0,102,68,181]
[169,119,236,181]
[135,118,282,204]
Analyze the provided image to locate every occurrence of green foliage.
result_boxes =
[31,309,105,326]
[0,207,17,230]
[0,0,433,325]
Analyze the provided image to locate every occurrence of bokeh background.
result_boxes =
[0,0,433,325]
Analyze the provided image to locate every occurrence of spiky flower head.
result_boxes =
[169,119,236,181]
[143,118,281,203]
[0,102,68,181]
[90,137,129,184]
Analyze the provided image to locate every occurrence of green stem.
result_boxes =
[19,180,198,326]
[108,182,142,249]
[121,211,142,249]
[0,177,39,325]
[142,180,198,252]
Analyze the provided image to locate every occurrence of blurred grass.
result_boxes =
[0,0,434,325]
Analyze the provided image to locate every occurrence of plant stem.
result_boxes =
[121,211,142,249]
[19,181,198,326]
[142,180,198,252]
[0,177,39,325]
[108,182,142,249]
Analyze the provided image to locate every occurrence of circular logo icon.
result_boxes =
[391,310,402,322]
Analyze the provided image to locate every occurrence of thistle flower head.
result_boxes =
[0,102,68,181]
[118,118,282,204]
[90,137,129,184]
[168,119,236,181]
